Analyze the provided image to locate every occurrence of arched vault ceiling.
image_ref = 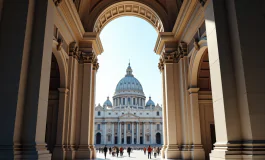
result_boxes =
[80,0,179,32]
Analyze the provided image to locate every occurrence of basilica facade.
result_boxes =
[94,64,163,146]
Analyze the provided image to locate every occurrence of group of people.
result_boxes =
[98,145,161,159]
[143,146,161,159]
[100,145,132,159]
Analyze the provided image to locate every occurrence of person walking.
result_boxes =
[127,146,132,157]
[109,147,111,155]
[157,147,160,156]
[116,146,120,157]
[147,145,152,159]
[144,147,147,155]
[103,145,108,159]
[120,147,124,156]
[153,147,157,158]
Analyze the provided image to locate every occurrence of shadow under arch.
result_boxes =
[188,39,208,88]
[90,1,166,33]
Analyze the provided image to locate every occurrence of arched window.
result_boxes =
[98,111,101,116]
[157,111,159,116]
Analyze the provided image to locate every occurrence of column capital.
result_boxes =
[188,88,200,94]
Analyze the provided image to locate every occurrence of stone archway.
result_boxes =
[93,1,164,33]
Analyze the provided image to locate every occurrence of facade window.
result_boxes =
[157,124,160,130]
[98,111,101,116]
[147,113,149,115]
[97,124,100,130]
[140,113,142,115]
[109,113,111,115]
[122,113,124,115]
[147,135,150,141]
[128,98,130,105]
[116,113,118,115]
[128,124,131,130]
[133,98,135,105]
[108,135,111,141]
[123,98,125,105]
[134,113,136,115]
[157,111,159,116]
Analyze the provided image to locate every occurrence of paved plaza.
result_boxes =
[95,150,162,160]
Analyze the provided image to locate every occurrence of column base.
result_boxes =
[191,145,205,160]
[165,144,181,159]
[52,145,67,159]
[210,141,265,160]
[181,145,192,159]
[0,144,51,160]
[75,145,92,159]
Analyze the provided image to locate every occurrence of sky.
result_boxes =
[96,16,162,106]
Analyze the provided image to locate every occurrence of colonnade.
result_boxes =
[113,97,145,107]
[97,122,163,145]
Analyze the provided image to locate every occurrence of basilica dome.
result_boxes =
[146,96,155,107]
[114,63,144,96]
[103,97,112,107]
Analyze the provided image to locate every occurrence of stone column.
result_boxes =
[188,88,204,159]
[118,122,121,144]
[132,122,134,144]
[162,53,181,159]
[124,123,127,144]
[75,57,93,159]
[137,122,140,144]
[112,123,115,144]
[88,58,98,158]
[143,122,145,144]
[53,88,69,159]
[0,1,54,159]
[104,123,107,144]
[150,122,153,144]
[159,58,168,158]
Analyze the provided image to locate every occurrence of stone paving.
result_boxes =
[94,150,162,160]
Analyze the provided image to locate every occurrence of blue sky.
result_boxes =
[96,16,162,106]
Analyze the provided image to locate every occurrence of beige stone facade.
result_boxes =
[0,0,265,160]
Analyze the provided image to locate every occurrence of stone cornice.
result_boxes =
[154,32,176,55]
[56,0,85,41]
[82,32,103,56]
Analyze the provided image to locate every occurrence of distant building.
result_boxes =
[94,63,163,146]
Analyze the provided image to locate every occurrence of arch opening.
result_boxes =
[96,132,102,144]
[93,1,164,33]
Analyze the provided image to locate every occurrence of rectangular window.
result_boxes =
[128,124,131,130]
[128,98,130,105]
[108,113,111,115]
[123,98,125,105]
[147,135,150,141]
[133,98,135,105]
[98,111,101,116]
[157,124,159,130]
[97,124,100,130]
[157,111,159,116]
[108,135,111,141]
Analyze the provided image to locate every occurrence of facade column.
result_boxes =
[137,122,140,144]
[132,122,134,144]
[112,123,115,144]
[150,122,153,144]
[188,88,205,159]
[0,1,54,159]
[143,122,145,144]
[118,122,121,144]
[124,123,127,144]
